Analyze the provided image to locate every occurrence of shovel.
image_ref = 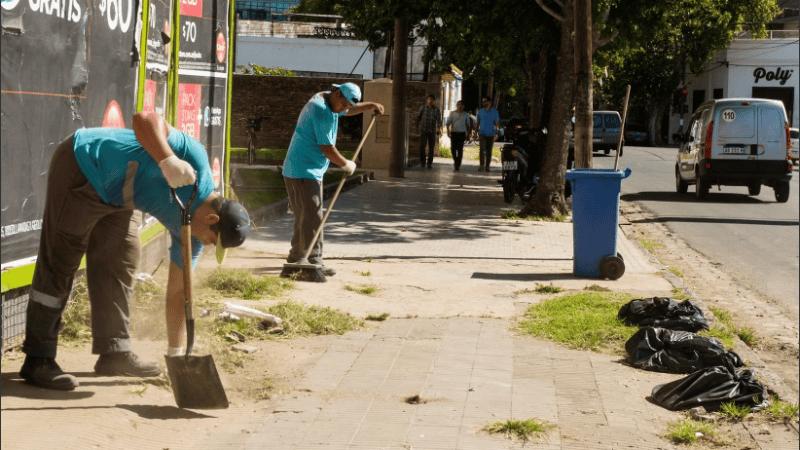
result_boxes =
[165,181,229,409]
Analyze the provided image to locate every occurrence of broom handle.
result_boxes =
[614,85,631,171]
[302,113,378,262]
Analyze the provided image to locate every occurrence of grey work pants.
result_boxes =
[23,135,141,358]
[284,177,324,265]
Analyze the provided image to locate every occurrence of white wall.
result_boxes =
[671,37,799,141]
[235,35,374,79]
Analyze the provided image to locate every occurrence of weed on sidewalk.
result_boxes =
[514,290,637,355]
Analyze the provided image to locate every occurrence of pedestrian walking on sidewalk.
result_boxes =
[475,96,500,172]
[20,112,251,391]
[446,100,470,171]
[280,83,384,279]
[417,94,442,169]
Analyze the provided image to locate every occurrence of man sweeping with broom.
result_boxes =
[20,112,250,391]
[280,83,383,280]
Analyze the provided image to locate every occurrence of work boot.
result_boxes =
[478,165,484,172]
[485,165,491,173]
[20,356,79,391]
[94,352,162,377]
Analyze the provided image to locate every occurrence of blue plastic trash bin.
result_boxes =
[565,168,632,280]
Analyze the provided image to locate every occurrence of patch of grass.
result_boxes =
[344,283,380,296]
[128,383,148,397]
[362,258,373,263]
[671,288,690,301]
[204,268,295,300]
[250,378,275,401]
[668,267,684,278]
[637,238,664,253]
[439,144,452,158]
[584,284,610,292]
[515,292,637,354]
[465,144,502,161]
[699,326,736,349]
[360,270,372,276]
[482,418,555,442]
[501,210,567,222]
[533,283,563,294]
[266,300,365,338]
[229,147,288,161]
[762,396,800,421]
[736,326,759,347]
[60,276,92,343]
[709,306,732,323]
[720,401,752,419]
[366,313,390,321]
[237,190,289,211]
[707,306,760,348]
[665,419,718,444]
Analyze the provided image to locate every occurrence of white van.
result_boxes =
[674,98,793,202]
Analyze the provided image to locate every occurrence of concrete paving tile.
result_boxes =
[455,433,513,450]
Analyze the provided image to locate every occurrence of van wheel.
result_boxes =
[604,148,611,155]
[619,145,624,157]
[676,166,688,193]
[695,179,709,200]
[748,183,761,196]
[774,181,790,203]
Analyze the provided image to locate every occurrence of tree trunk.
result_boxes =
[383,30,394,78]
[520,0,574,218]
[390,19,408,178]
[487,72,494,105]
[646,99,669,147]
[573,0,593,168]
[525,46,549,130]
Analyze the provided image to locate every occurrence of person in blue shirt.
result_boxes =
[20,112,250,391]
[281,83,383,279]
[475,96,500,172]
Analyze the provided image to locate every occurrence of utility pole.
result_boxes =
[573,0,593,168]
[390,19,408,178]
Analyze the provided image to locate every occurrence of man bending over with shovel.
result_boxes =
[21,112,250,391]
[280,83,383,279]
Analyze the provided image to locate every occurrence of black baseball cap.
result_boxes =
[216,199,250,248]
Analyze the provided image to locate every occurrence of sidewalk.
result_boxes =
[2,156,797,449]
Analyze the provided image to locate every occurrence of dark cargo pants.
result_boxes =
[284,177,324,266]
[23,135,141,358]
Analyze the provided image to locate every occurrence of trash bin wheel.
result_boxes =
[600,255,625,280]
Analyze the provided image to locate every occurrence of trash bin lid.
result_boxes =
[565,167,631,180]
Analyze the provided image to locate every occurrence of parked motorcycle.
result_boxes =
[501,128,572,204]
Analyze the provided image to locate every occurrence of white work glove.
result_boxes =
[166,346,185,357]
[343,160,357,176]
[159,155,196,188]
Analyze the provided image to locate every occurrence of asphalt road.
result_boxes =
[592,146,800,319]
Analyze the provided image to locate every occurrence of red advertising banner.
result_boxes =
[180,0,203,18]
[178,83,202,140]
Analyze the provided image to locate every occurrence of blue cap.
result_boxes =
[333,83,361,107]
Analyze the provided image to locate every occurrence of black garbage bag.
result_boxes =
[618,297,708,332]
[651,362,767,412]
[625,327,743,373]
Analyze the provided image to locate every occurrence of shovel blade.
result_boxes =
[165,354,229,409]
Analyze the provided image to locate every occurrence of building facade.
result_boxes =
[670,30,799,141]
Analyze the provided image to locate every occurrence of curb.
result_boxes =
[618,202,800,409]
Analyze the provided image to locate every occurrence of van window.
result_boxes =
[593,115,603,128]
[716,106,755,139]
[604,115,620,128]
[759,108,783,141]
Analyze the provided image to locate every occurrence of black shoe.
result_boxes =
[20,356,79,391]
[485,166,491,172]
[426,164,432,169]
[95,352,162,377]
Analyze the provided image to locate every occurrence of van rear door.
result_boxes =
[757,105,787,174]
[715,104,755,160]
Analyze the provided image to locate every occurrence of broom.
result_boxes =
[282,113,378,282]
